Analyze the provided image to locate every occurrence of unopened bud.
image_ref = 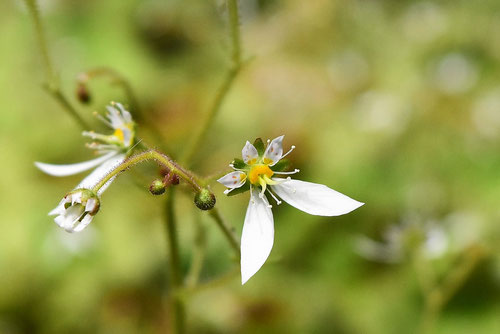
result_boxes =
[194,188,216,210]
[76,83,91,104]
[149,179,166,195]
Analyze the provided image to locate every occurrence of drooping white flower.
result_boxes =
[218,135,364,284]
[50,189,100,233]
[35,102,135,232]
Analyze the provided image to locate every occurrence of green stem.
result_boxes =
[24,0,89,129]
[227,0,241,67]
[24,0,55,86]
[78,67,141,116]
[164,189,186,334]
[186,213,207,288]
[209,207,240,258]
[91,150,204,193]
[180,0,243,166]
[418,245,485,334]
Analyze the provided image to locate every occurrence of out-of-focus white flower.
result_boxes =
[328,50,370,92]
[354,91,409,135]
[355,216,448,263]
[218,135,364,284]
[400,2,447,43]
[35,102,135,231]
[471,88,500,139]
[432,53,478,95]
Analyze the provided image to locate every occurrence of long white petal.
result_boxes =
[241,189,274,284]
[271,178,364,216]
[35,151,117,177]
[77,154,126,193]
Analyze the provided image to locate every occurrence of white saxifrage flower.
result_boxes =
[218,135,364,284]
[50,189,100,232]
[35,102,135,232]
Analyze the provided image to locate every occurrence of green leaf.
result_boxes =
[253,137,265,156]
[227,182,250,196]
[271,159,292,172]
[232,158,247,169]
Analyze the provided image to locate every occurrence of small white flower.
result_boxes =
[218,135,364,284]
[50,189,100,233]
[35,102,135,231]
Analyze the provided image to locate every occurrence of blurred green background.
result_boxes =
[1,0,500,333]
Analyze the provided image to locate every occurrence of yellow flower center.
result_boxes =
[113,128,125,143]
[248,164,274,185]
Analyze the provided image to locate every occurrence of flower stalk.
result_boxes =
[91,150,204,194]
[417,244,486,334]
[164,189,186,334]
[24,0,89,129]
[209,207,241,258]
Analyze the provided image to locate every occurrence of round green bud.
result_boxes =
[194,188,216,210]
[149,179,166,195]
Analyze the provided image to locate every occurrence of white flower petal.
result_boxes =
[72,214,94,233]
[241,189,274,284]
[263,135,284,166]
[217,171,247,189]
[54,205,85,232]
[49,199,66,216]
[76,154,126,192]
[241,141,259,164]
[271,178,364,216]
[35,151,117,177]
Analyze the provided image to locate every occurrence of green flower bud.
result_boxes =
[194,188,216,210]
[149,179,166,195]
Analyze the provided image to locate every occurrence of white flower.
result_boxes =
[50,189,100,233]
[218,135,364,284]
[35,102,135,231]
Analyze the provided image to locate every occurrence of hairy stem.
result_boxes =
[209,207,240,258]
[180,0,243,166]
[24,0,89,129]
[91,150,204,193]
[164,189,186,334]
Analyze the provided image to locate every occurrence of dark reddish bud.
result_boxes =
[76,83,91,104]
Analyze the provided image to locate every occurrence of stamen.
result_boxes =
[267,190,282,205]
[273,169,300,175]
[229,164,245,171]
[224,188,235,195]
[249,185,255,204]
[93,112,112,127]
[82,131,109,142]
[280,145,296,160]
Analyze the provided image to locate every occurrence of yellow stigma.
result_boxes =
[248,164,274,185]
[113,128,124,143]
